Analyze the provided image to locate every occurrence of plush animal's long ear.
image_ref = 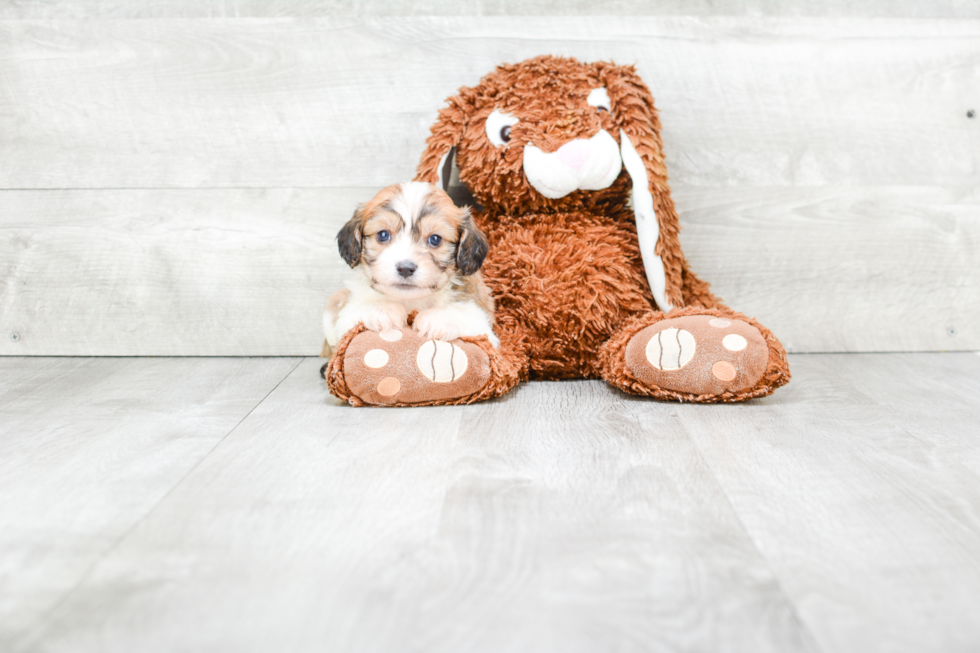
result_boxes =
[455,208,489,276]
[602,64,687,312]
[337,206,366,268]
[415,93,470,192]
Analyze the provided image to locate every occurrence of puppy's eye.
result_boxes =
[427,234,442,247]
[486,109,519,147]
[376,230,390,243]
[587,87,611,114]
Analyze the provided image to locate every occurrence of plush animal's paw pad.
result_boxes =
[626,315,770,396]
[416,340,469,382]
[342,328,490,405]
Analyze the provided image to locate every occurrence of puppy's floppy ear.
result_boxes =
[337,206,366,268]
[415,91,471,193]
[455,207,489,276]
[601,62,686,312]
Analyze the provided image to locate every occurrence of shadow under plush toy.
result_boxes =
[324,55,790,405]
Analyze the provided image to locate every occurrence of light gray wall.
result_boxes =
[3,1,980,18]
[1,4,977,354]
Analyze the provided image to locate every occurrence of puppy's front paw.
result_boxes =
[413,309,464,342]
[361,303,408,333]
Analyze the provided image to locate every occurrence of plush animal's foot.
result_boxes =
[325,326,497,406]
[601,310,790,402]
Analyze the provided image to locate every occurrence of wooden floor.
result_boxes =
[2,353,979,653]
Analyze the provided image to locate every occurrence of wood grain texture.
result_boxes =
[0,188,357,356]
[412,381,815,653]
[2,0,978,19]
[2,185,976,356]
[7,353,980,652]
[1,17,977,189]
[671,185,980,353]
[673,354,980,653]
[0,355,300,651]
[13,358,818,653]
[823,353,980,475]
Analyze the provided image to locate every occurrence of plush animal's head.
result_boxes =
[415,55,685,312]
[338,181,489,301]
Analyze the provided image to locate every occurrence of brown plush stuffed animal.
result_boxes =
[325,55,790,405]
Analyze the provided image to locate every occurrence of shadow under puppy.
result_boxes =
[322,182,497,359]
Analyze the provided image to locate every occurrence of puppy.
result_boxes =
[322,181,498,358]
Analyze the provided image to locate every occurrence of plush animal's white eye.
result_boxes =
[485,109,519,147]
[587,87,611,112]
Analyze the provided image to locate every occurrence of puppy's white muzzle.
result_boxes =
[522,130,622,199]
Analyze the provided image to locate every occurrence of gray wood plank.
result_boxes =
[15,358,818,653]
[813,353,980,474]
[671,353,980,653]
[2,1,978,20]
[2,186,976,356]
[403,381,816,653]
[1,17,976,189]
[0,188,360,356]
[672,185,980,354]
[0,356,300,651]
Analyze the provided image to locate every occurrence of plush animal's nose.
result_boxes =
[556,139,590,170]
[396,260,417,278]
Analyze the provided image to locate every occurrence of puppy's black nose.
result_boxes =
[396,260,417,278]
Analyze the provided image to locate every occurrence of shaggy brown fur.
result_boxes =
[327,55,789,404]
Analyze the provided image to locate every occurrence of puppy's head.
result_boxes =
[337,181,488,300]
